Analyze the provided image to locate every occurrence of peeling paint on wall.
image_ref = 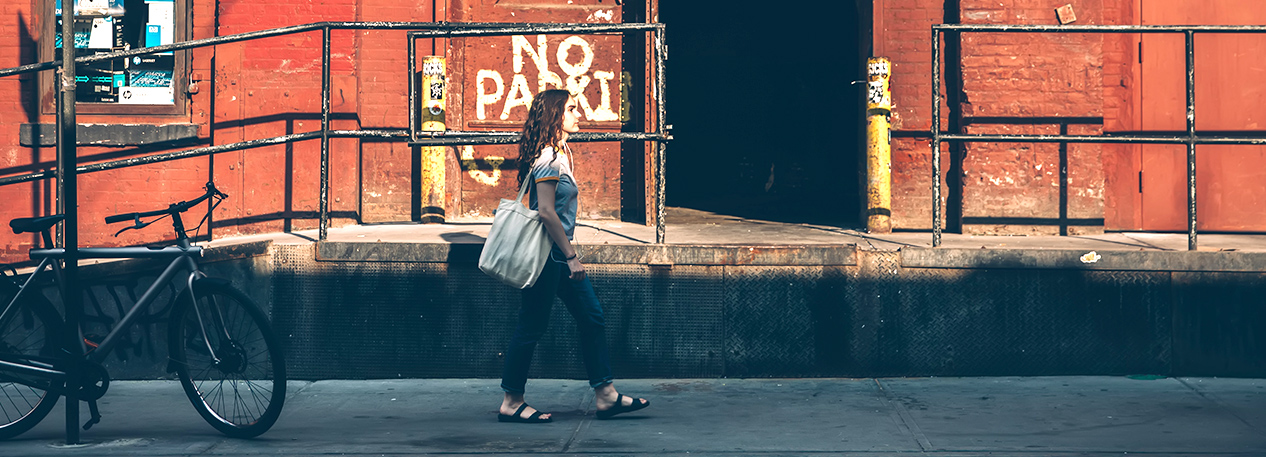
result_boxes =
[461,146,505,186]
[587,9,614,22]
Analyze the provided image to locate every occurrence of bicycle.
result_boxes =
[0,182,286,439]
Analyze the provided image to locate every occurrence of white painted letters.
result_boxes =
[476,35,619,122]
[476,70,505,121]
[501,74,534,120]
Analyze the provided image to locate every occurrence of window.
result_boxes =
[42,0,189,115]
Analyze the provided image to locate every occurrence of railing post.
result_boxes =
[931,26,942,247]
[320,26,331,242]
[1185,30,1197,251]
[655,26,667,245]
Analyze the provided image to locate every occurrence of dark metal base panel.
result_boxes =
[46,242,1261,380]
[271,246,1265,380]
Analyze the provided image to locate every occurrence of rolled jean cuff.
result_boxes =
[501,383,525,394]
[589,377,614,389]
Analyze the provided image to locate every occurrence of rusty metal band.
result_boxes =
[1186,31,1197,251]
[407,23,663,39]
[1,22,665,79]
[935,24,1266,33]
[931,27,942,247]
[0,131,671,187]
[936,134,1266,144]
[656,26,668,245]
[0,130,409,186]
[321,26,332,241]
[407,132,670,146]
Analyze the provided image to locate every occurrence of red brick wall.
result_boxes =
[358,0,441,223]
[211,0,361,236]
[0,0,377,263]
[0,0,645,264]
[0,1,49,261]
[958,0,1105,234]
[0,2,209,260]
[884,0,1117,233]
[883,0,949,230]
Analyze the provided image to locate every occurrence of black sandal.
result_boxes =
[595,394,650,420]
[498,403,553,423]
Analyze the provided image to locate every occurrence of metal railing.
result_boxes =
[0,20,670,242]
[932,24,1266,250]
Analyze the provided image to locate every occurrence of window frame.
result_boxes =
[39,0,191,116]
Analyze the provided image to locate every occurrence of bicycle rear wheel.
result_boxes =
[168,279,285,438]
[0,280,63,440]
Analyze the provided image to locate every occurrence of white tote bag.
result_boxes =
[478,176,553,289]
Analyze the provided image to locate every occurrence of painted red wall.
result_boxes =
[878,0,950,230]
[0,1,52,262]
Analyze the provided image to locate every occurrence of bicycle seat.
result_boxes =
[10,214,65,234]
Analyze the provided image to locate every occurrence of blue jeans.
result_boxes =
[501,251,614,393]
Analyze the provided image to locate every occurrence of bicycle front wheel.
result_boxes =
[169,280,285,438]
[0,281,63,440]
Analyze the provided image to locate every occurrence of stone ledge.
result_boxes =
[21,123,200,147]
[316,242,858,266]
[901,248,1266,272]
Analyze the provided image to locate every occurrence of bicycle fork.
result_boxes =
[167,270,225,372]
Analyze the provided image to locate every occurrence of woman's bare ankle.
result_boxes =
[502,393,525,412]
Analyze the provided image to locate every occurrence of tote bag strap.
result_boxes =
[515,164,534,204]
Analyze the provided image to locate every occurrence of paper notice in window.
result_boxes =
[88,17,113,49]
[147,1,175,26]
[78,0,111,15]
[119,86,174,105]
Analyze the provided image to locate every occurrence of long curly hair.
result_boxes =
[517,89,572,185]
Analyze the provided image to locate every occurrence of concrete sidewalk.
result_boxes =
[7,377,1266,456]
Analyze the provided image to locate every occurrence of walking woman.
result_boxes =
[497,89,650,423]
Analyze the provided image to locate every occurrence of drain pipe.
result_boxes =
[865,57,893,233]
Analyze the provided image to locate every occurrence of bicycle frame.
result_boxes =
[0,238,211,388]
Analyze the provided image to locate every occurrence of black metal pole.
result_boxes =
[58,4,81,445]
[320,26,331,242]
[932,27,942,247]
[1185,30,1197,251]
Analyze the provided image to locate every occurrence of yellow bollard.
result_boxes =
[420,56,447,223]
[865,57,893,234]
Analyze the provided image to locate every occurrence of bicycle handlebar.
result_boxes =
[105,182,228,224]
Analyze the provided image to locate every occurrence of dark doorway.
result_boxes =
[660,2,868,227]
